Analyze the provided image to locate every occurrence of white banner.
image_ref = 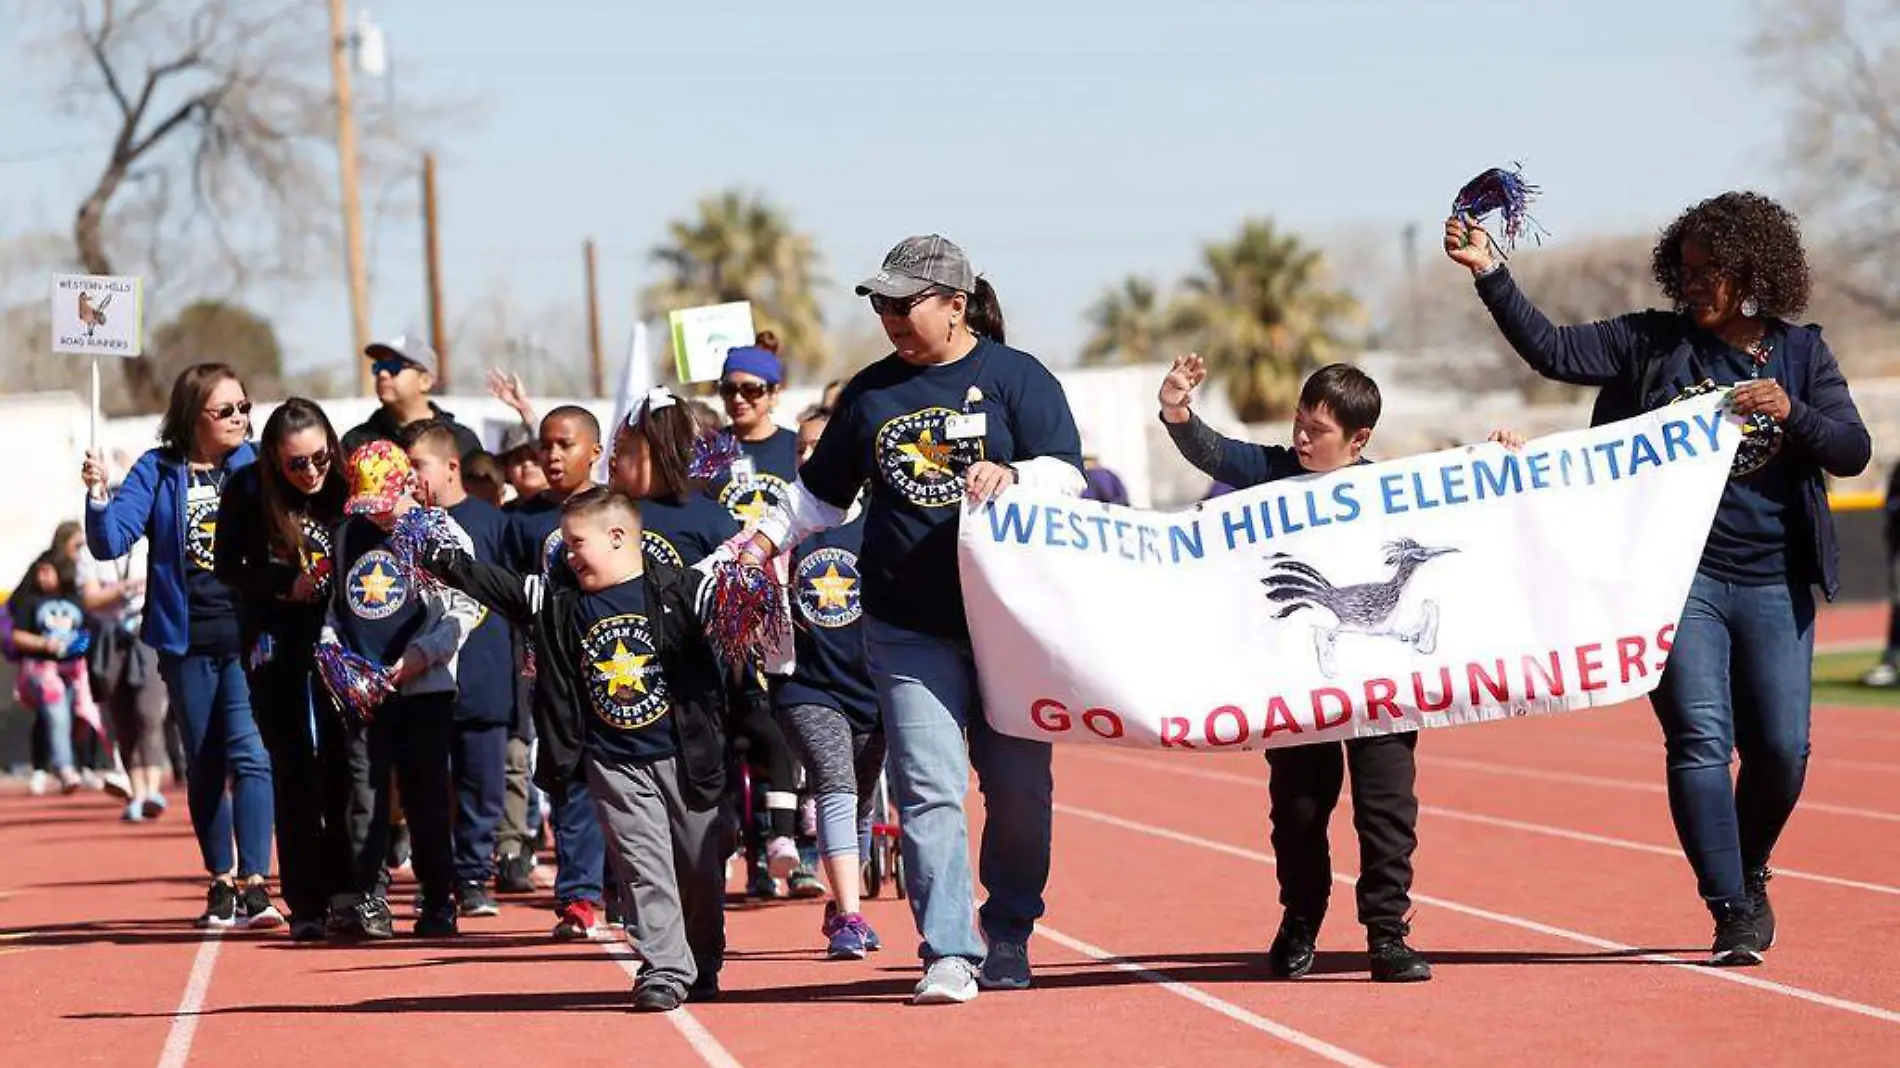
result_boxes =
[960,393,1741,751]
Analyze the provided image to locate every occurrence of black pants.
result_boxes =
[1266,733,1419,939]
[730,682,800,840]
[249,654,354,921]
[348,691,455,903]
[451,720,508,884]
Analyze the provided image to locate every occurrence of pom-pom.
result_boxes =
[690,431,745,480]
[316,641,397,724]
[1452,164,1547,251]
[706,558,791,671]
[388,506,457,589]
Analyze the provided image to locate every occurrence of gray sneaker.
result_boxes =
[979,940,1033,990]
[912,956,980,1005]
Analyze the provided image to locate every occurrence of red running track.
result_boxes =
[3,606,1895,1067]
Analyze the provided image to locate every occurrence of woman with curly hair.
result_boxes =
[1445,192,1871,966]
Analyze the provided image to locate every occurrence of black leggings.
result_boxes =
[730,681,800,839]
[247,653,354,921]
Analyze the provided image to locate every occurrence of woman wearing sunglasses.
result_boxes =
[214,398,354,941]
[83,363,278,931]
[733,235,1086,1004]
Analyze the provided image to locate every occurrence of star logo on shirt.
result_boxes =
[593,641,651,698]
[734,491,770,525]
[898,429,953,478]
[345,549,409,620]
[357,562,397,604]
[809,564,856,609]
[874,408,979,510]
[718,472,790,526]
[795,546,863,629]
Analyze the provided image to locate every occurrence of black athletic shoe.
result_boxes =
[196,881,238,929]
[355,896,396,940]
[414,898,459,938]
[496,850,535,895]
[458,880,501,918]
[688,974,721,1003]
[1267,914,1322,979]
[1368,937,1433,982]
[238,884,283,930]
[1710,899,1764,966]
[634,984,683,1013]
[289,916,328,942]
[1746,867,1776,951]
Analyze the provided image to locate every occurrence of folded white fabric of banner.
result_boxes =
[959,392,1740,752]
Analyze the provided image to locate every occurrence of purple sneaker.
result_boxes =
[823,908,881,960]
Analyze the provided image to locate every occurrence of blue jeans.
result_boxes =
[861,615,1053,963]
[160,652,274,879]
[1651,572,1814,908]
[30,675,77,772]
[551,771,605,908]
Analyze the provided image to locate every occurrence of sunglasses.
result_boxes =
[867,288,949,318]
[285,449,331,474]
[205,400,253,420]
[371,358,416,378]
[718,381,774,402]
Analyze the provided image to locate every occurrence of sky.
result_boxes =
[0,0,1793,387]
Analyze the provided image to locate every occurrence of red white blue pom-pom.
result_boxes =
[389,506,457,588]
[690,431,745,480]
[316,641,397,723]
[1452,163,1547,251]
[706,558,791,671]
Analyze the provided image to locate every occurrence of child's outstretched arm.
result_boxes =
[423,541,544,626]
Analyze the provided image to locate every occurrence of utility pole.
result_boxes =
[1402,222,1420,359]
[584,238,604,397]
[422,150,447,387]
[327,0,373,396]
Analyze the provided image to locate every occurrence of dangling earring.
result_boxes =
[947,316,958,344]
[1741,295,1759,318]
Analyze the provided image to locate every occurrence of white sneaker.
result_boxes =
[79,769,104,791]
[28,771,49,796]
[101,771,133,801]
[765,836,800,880]
[913,956,980,1005]
[1863,662,1898,688]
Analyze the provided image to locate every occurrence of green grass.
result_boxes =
[1813,651,1900,708]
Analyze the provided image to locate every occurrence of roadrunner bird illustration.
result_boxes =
[1261,538,1459,678]
[77,291,112,338]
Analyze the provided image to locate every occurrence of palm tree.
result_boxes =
[1079,275,1177,366]
[641,190,828,379]
[1172,219,1361,422]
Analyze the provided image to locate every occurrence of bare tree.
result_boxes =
[24,0,414,409]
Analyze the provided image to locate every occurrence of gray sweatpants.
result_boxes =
[585,753,729,995]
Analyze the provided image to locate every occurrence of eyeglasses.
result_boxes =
[371,358,415,378]
[868,288,948,318]
[205,400,253,420]
[718,381,774,402]
[285,449,331,473]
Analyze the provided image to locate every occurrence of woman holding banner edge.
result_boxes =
[732,234,1086,1005]
[1445,192,1870,965]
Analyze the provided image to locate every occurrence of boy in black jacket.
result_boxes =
[419,486,730,1012]
[1159,355,1433,984]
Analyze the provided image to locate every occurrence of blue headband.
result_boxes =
[721,346,783,385]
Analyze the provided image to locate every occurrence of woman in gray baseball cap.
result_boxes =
[735,234,1086,1004]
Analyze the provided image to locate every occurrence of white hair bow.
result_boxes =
[635,387,677,423]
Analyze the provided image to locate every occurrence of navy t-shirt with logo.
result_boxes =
[576,577,677,763]
[798,339,1084,638]
[332,517,427,666]
[506,492,575,583]
[776,512,879,732]
[8,585,90,662]
[448,497,516,725]
[639,494,740,570]
[184,467,241,654]
[1662,329,1800,584]
[710,428,799,526]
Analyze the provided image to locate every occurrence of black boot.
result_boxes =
[1745,867,1776,951]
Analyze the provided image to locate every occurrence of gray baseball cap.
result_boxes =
[364,334,438,376]
[855,234,976,299]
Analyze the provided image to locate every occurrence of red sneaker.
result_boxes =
[552,900,602,941]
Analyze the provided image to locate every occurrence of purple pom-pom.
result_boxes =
[316,641,397,723]
[689,431,745,480]
[1452,164,1547,250]
[706,558,790,671]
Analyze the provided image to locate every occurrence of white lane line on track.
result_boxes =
[155,930,222,1068]
[1074,750,1900,898]
[1417,755,1900,823]
[601,942,743,1068]
[1055,802,1900,1027]
[1034,923,1388,1068]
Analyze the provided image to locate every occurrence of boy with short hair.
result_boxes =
[1158,355,1432,983]
[423,487,730,1011]
[407,424,515,917]
[462,449,507,509]
[324,441,483,938]
[504,405,612,938]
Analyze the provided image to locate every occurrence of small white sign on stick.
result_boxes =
[51,274,143,357]
[668,300,755,383]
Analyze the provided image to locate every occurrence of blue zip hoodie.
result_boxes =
[85,443,257,656]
